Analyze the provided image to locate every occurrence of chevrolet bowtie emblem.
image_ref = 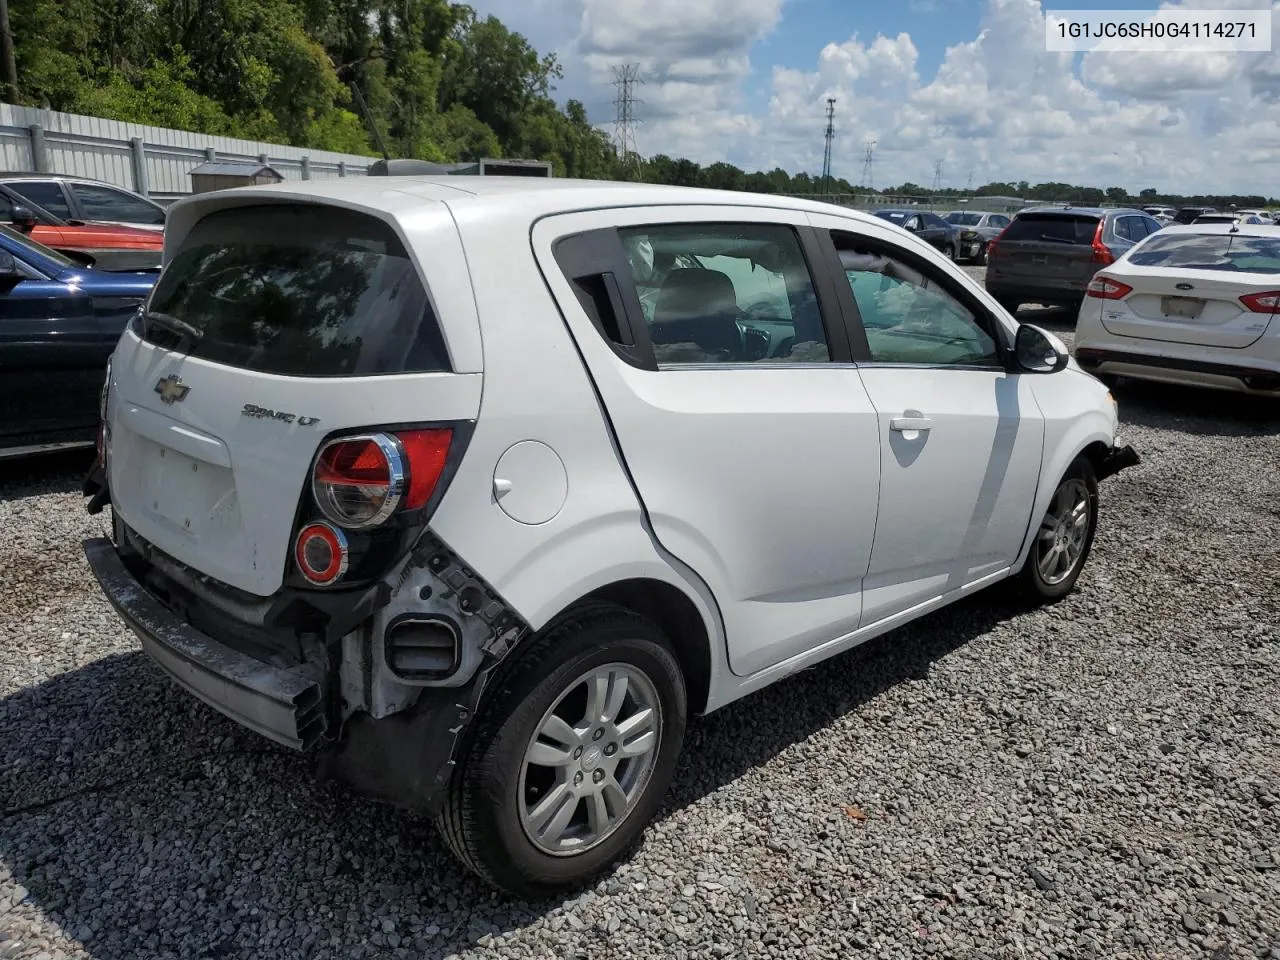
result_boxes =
[154,374,190,404]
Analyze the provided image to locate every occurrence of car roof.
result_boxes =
[944,209,999,216]
[168,176,901,230]
[0,171,121,185]
[1017,206,1149,218]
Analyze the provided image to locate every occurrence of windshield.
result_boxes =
[1127,233,1280,273]
[945,213,982,225]
[142,203,451,377]
[0,222,77,268]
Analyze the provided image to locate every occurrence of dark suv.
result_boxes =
[984,206,1164,314]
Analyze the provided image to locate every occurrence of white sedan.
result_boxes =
[1074,222,1280,398]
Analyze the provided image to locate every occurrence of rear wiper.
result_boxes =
[1038,234,1075,244]
[143,310,204,344]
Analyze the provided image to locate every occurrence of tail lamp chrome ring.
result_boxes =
[311,432,406,530]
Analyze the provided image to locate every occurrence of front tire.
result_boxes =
[944,243,958,261]
[1017,456,1098,602]
[437,602,687,899]
[974,243,988,266]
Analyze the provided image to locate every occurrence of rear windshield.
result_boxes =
[142,204,450,377]
[945,213,982,225]
[1001,214,1100,244]
[1127,233,1280,274]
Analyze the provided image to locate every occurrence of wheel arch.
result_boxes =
[1015,421,1114,569]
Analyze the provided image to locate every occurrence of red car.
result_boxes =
[1,183,161,272]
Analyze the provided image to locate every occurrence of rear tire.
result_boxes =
[944,243,958,261]
[437,602,687,899]
[974,243,988,266]
[1016,456,1098,603]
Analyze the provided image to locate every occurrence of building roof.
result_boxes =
[189,161,282,179]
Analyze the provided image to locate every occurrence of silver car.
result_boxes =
[942,210,1012,264]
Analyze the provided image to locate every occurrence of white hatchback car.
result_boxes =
[1075,222,1280,397]
[82,178,1138,897]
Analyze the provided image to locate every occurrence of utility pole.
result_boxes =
[931,158,944,194]
[0,0,18,103]
[612,64,644,178]
[861,140,877,193]
[820,97,836,196]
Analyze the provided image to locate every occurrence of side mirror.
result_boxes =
[10,204,37,231]
[1014,323,1070,374]
[0,250,20,282]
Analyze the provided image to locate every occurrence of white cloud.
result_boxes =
[471,0,1280,195]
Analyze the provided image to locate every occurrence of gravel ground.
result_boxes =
[2,279,1278,960]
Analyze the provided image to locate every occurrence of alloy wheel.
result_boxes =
[518,663,662,856]
[1036,478,1092,585]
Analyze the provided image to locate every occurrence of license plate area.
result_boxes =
[134,437,240,541]
[1161,296,1205,320]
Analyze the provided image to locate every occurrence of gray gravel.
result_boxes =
[2,282,1279,959]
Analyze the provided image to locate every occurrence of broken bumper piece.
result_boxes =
[1096,443,1141,482]
[82,537,327,750]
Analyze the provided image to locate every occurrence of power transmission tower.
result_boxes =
[612,64,644,177]
[860,140,877,192]
[931,158,944,194]
[965,166,975,193]
[820,98,836,195]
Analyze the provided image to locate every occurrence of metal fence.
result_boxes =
[0,103,377,201]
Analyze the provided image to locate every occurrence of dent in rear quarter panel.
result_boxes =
[427,201,725,683]
[1015,370,1118,568]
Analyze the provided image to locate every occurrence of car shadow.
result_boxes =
[0,449,94,502]
[1113,378,1280,437]
[0,591,1025,957]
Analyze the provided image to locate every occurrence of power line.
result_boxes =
[611,64,644,177]
[860,140,877,192]
[820,98,836,195]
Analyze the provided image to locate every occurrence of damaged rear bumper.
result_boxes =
[83,537,327,750]
[1096,442,1141,482]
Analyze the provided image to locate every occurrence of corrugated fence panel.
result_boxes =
[0,102,376,198]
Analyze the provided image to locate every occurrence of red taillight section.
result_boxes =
[311,428,454,530]
[1086,275,1133,299]
[396,428,453,510]
[987,223,1010,260]
[312,434,404,530]
[1239,291,1280,313]
[1090,220,1114,264]
[294,521,349,585]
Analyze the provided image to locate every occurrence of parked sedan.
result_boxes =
[0,172,167,232]
[0,223,155,459]
[1192,213,1269,225]
[942,210,1012,264]
[985,206,1165,314]
[0,184,163,271]
[1074,223,1280,397]
[873,209,962,259]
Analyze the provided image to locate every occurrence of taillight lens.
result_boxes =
[1086,275,1132,299]
[1091,220,1114,264]
[987,223,1010,259]
[294,521,349,585]
[311,428,453,530]
[1239,291,1280,313]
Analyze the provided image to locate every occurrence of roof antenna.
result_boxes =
[349,81,391,162]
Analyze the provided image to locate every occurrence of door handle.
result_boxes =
[890,416,934,432]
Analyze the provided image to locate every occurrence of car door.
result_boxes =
[807,212,1046,624]
[532,205,881,677]
[921,213,953,251]
[0,247,103,449]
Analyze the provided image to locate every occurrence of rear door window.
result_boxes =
[71,183,166,225]
[141,204,450,377]
[1001,214,1100,244]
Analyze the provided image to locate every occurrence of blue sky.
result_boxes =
[467,0,1280,195]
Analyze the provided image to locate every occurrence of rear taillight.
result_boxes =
[1091,220,1114,264]
[311,428,453,531]
[987,224,1011,259]
[1086,276,1132,299]
[294,521,349,586]
[1239,291,1280,313]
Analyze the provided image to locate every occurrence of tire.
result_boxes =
[437,602,687,899]
[1017,456,1099,603]
[974,243,987,266]
[995,297,1021,316]
[944,243,958,261]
